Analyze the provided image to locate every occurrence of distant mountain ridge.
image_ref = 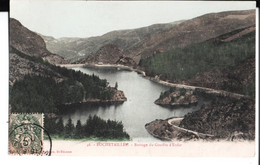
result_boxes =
[41,9,255,64]
[125,9,255,62]
[41,20,185,62]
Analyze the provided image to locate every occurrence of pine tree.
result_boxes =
[44,115,57,135]
[56,118,64,135]
[64,118,74,138]
[115,82,118,89]
[75,120,83,139]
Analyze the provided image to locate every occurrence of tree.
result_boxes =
[115,82,118,89]
[64,118,74,138]
[56,118,64,134]
[75,120,83,139]
[44,115,57,135]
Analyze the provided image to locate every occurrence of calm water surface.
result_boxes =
[61,67,207,141]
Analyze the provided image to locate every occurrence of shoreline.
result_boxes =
[56,64,85,67]
[71,63,252,100]
[83,63,146,76]
[62,99,126,106]
[62,88,127,106]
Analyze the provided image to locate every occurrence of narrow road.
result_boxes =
[168,118,214,138]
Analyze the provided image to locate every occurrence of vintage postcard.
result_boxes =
[8,0,258,157]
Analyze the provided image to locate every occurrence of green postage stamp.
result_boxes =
[9,113,44,155]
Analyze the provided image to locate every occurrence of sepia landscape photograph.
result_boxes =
[8,0,257,156]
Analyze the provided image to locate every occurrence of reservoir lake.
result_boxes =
[60,66,207,141]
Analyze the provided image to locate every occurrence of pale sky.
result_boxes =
[10,0,256,39]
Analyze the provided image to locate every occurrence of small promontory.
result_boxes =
[155,87,198,107]
[83,87,127,104]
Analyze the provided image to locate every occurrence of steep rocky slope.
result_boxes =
[179,97,255,140]
[78,44,124,64]
[10,18,68,65]
[9,50,64,86]
[9,18,69,85]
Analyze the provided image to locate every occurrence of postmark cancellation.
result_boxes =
[9,113,44,155]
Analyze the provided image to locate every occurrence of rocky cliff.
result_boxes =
[10,18,68,65]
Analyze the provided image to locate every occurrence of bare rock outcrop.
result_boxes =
[110,87,127,102]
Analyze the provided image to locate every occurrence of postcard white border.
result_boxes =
[0,2,259,165]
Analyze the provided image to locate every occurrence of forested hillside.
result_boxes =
[139,27,255,96]
[9,17,123,114]
[10,47,113,113]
